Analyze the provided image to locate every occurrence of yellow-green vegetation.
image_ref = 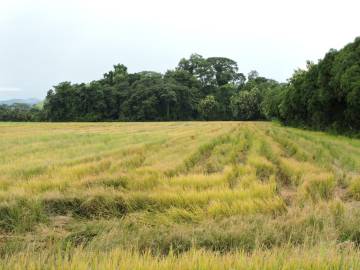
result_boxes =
[0,122,359,269]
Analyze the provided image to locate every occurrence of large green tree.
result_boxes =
[230,88,262,120]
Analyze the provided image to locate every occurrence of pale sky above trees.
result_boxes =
[0,0,359,99]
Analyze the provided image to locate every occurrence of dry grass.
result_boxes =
[0,121,359,269]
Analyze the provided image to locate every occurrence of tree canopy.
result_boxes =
[42,54,279,122]
[273,37,360,131]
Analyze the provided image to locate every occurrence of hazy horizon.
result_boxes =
[1,0,359,100]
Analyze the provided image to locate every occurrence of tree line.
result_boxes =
[2,37,359,132]
[274,37,360,131]
[0,103,42,121]
[42,55,280,122]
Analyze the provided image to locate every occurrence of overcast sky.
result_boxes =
[0,0,359,100]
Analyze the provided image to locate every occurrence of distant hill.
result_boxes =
[0,98,41,106]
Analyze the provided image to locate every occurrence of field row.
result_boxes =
[0,122,359,268]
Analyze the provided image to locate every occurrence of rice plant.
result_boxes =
[0,122,359,269]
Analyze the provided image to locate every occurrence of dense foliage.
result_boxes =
[0,103,42,121]
[275,37,360,131]
[43,55,279,122]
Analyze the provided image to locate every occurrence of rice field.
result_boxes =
[0,121,359,269]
